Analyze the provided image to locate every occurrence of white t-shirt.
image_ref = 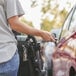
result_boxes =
[0,0,24,63]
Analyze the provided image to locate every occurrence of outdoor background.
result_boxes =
[19,0,76,32]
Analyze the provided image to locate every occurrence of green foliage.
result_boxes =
[41,0,51,13]
[60,8,68,19]
[41,18,55,31]
[31,0,38,7]
[41,0,69,30]
[21,0,70,31]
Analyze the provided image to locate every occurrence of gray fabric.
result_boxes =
[0,0,24,63]
[4,0,25,19]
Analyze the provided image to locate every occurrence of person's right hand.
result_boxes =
[40,31,56,42]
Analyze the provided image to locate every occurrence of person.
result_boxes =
[0,0,55,76]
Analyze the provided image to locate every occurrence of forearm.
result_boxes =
[9,18,43,37]
[8,16,55,42]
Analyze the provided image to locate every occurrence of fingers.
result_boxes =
[50,34,56,42]
[41,31,56,42]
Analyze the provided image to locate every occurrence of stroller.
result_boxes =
[17,35,46,76]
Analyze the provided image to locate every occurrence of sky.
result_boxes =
[19,0,42,29]
[19,0,76,29]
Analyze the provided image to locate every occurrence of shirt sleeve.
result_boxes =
[5,0,25,19]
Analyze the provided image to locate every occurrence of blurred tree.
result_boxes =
[41,0,68,31]
[41,18,55,31]
[20,0,71,31]
[41,0,51,13]
[31,0,38,7]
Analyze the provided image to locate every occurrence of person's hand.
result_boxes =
[40,31,56,42]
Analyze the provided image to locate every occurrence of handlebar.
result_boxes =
[57,32,76,48]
